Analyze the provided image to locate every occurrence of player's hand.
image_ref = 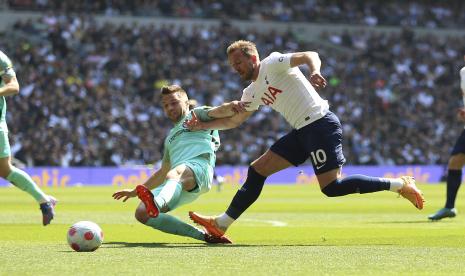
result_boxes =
[457,108,465,122]
[309,72,327,89]
[112,189,137,202]
[230,101,250,113]
[184,111,205,131]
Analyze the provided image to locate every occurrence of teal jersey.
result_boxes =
[0,50,16,129]
[163,106,220,168]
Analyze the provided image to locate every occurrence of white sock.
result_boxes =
[216,213,235,229]
[388,178,404,192]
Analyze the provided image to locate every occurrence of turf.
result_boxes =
[0,183,464,275]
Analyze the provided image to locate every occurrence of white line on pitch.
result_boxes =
[241,218,287,227]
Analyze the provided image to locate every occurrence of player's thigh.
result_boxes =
[263,129,307,176]
[297,111,346,176]
[251,149,293,177]
[183,157,213,194]
[166,164,196,191]
[170,158,214,209]
[449,154,465,170]
[449,130,465,169]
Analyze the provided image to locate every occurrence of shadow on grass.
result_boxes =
[104,241,272,248]
[103,242,394,248]
[371,220,438,224]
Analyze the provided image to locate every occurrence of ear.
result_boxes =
[251,55,257,63]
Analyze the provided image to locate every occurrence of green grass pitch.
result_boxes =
[0,183,464,275]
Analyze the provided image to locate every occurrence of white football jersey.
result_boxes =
[241,52,329,129]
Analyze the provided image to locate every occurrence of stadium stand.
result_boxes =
[0,6,464,166]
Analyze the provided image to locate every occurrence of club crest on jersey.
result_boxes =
[261,86,283,105]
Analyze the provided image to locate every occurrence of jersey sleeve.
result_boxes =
[265,52,292,73]
[192,106,214,121]
[240,87,260,111]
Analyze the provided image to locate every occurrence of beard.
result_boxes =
[240,63,254,81]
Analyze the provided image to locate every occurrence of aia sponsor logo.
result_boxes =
[261,86,283,105]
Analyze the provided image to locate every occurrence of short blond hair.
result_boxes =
[160,84,186,96]
[226,40,259,59]
[160,84,196,108]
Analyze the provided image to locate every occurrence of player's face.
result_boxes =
[228,50,256,81]
[161,93,189,122]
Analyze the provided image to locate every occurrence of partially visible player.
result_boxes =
[186,40,425,238]
[0,50,57,225]
[112,85,239,243]
[213,172,224,192]
[429,57,465,221]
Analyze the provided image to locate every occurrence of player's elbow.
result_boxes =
[12,86,20,95]
[9,83,20,95]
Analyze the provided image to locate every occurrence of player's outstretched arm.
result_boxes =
[290,51,327,89]
[112,159,171,202]
[185,110,253,131]
[207,101,250,119]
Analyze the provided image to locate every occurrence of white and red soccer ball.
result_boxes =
[67,221,103,252]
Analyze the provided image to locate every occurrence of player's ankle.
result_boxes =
[216,213,235,230]
[388,178,403,192]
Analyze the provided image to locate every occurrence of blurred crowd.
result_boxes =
[0,13,464,167]
[7,0,465,29]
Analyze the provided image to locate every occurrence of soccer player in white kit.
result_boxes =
[186,40,425,238]
[429,57,465,221]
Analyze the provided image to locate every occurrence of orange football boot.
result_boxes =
[136,185,159,217]
[189,211,225,237]
[398,176,425,210]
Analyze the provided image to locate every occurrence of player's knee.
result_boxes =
[134,206,149,224]
[165,169,181,182]
[321,179,340,197]
[0,161,12,179]
[448,154,465,170]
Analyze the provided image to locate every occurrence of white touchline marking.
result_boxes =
[242,218,287,227]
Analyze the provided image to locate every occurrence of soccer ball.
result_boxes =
[67,221,104,252]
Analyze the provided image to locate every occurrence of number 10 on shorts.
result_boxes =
[310,149,327,168]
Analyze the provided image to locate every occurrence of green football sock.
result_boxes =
[146,213,205,241]
[7,167,48,203]
[154,179,183,211]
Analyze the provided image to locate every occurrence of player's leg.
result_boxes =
[0,131,57,225]
[190,133,297,237]
[306,112,424,209]
[444,154,464,209]
[428,135,465,220]
[136,158,231,243]
[135,201,207,241]
[136,164,193,217]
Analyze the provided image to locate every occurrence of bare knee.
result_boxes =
[166,165,196,192]
[316,168,341,191]
[448,154,465,170]
[135,205,149,224]
[0,159,12,179]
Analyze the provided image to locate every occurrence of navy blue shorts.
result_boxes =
[270,111,346,175]
[451,129,465,155]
